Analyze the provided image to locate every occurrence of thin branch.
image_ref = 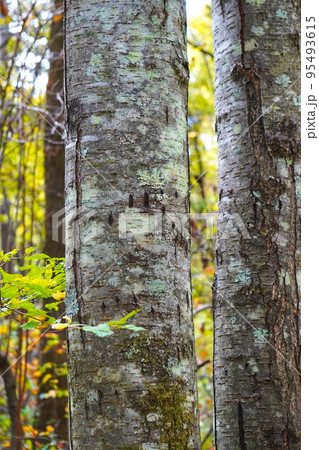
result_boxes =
[0,352,17,450]
[187,40,214,59]
[193,304,212,316]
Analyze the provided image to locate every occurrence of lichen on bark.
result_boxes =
[212,0,300,448]
[64,0,200,448]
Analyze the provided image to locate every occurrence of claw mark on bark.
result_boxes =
[98,389,104,414]
[238,401,247,450]
[108,212,114,225]
[85,398,89,420]
[177,304,181,326]
[129,194,134,208]
[144,190,150,208]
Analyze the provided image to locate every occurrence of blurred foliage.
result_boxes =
[0,1,67,448]
[188,4,216,449]
[0,0,217,449]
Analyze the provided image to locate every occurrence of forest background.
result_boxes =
[0,0,217,448]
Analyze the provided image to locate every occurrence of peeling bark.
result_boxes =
[64,0,200,448]
[212,0,300,448]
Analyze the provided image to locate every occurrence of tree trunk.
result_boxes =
[65,1,200,448]
[212,0,300,448]
[0,353,17,450]
[38,0,67,443]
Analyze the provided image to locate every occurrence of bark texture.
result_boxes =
[212,0,300,448]
[65,1,200,448]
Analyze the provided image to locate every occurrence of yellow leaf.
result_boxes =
[46,425,54,433]
[53,13,62,22]
[52,315,72,330]
[52,291,65,300]
[23,425,37,434]
[41,373,52,385]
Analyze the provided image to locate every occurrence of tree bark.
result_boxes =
[212,0,300,448]
[65,0,200,448]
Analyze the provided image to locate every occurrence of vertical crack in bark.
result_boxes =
[237,401,247,450]
[74,124,85,348]
[237,0,246,65]
[219,0,225,17]
[162,0,168,27]
[245,65,272,181]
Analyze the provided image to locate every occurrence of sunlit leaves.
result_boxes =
[52,310,146,337]
[0,248,65,326]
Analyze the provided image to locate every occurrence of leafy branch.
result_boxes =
[0,248,145,337]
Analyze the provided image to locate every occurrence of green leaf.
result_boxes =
[21,321,41,330]
[25,247,37,255]
[123,324,146,332]
[45,301,61,311]
[82,324,114,337]
[107,309,142,327]
[24,253,50,260]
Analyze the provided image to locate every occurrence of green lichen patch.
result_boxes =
[90,115,102,125]
[247,358,259,373]
[127,51,142,64]
[253,328,269,347]
[275,74,292,88]
[232,41,242,56]
[65,288,79,318]
[245,39,258,52]
[276,9,288,19]
[251,26,265,36]
[140,380,194,448]
[293,96,301,111]
[137,168,165,190]
[87,53,104,82]
[147,279,167,294]
[235,269,251,285]
[234,123,242,134]
[246,0,265,6]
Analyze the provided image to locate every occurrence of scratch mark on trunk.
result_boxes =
[238,401,247,450]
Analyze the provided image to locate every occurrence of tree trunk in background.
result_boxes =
[212,0,300,448]
[43,0,64,258]
[0,1,15,273]
[38,0,67,442]
[65,0,200,448]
